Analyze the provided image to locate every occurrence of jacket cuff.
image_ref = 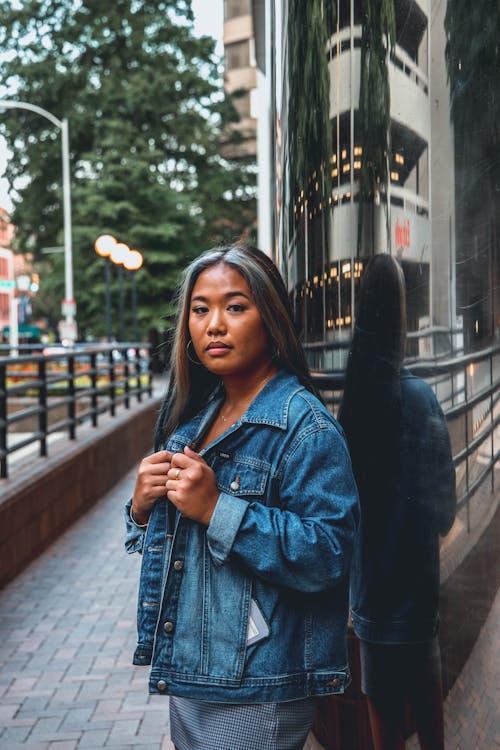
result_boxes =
[206,492,249,565]
[124,499,147,554]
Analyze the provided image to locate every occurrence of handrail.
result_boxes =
[0,343,153,479]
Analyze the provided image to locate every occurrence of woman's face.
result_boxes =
[188,262,273,379]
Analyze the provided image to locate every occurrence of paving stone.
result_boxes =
[59,706,96,731]
[0,724,34,743]
[30,716,65,736]
[0,701,21,721]
[76,729,110,747]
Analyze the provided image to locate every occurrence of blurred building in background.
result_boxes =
[0,209,41,343]
[0,209,15,336]
[221,0,258,159]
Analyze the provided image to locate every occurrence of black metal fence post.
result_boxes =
[38,359,47,456]
[0,363,7,479]
[109,350,116,417]
[124,349,130,409]
[68,354,76,440]
[91,352,98,427]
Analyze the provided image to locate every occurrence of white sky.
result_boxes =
[0,0,223,214]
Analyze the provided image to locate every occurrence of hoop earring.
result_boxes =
[187,339,202,366]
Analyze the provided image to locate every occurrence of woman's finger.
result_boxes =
[183,446,204,462]
[167,466,184,481]
[145,450,173,463]
[142,461,171,476]
[169,452,194,470]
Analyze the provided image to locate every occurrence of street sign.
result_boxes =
[58,319,77,344]
[61,298,77,317]
[0,279,15,289]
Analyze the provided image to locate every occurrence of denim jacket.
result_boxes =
[350,369,456,644]
[125,370,359,703]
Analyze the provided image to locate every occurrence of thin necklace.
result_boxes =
[220,373,274,423]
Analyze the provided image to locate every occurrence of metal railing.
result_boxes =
[0,343,153,479]
[310,342,500,525]
[303,326,467,371]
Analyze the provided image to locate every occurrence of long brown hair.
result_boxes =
[338,254,407,522]
[154,244,319,448]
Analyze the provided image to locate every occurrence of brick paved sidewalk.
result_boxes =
[1,464,498,749]
[0,467,175,750]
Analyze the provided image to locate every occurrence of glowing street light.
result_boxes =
[123,250,144,271]
[94,236,144,341]
[110,242,130,266]
[94,234,117,258]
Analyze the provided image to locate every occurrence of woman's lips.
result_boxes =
[206,342,232,356]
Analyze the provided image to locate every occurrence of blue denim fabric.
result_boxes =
[125,369,359,703]
[349,369,457,644]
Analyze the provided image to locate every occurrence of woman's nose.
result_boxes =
[207,310,226,334]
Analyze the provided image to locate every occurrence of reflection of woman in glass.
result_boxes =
[338,254,456,750]
[126,245,359,750]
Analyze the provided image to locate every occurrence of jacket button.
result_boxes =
[157,680,167,691]
[331,678,341,688]
[163,621,174,633]
[173,560,183,572]
[230,480,240,491]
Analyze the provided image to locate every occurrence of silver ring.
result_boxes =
[175,468,181,480]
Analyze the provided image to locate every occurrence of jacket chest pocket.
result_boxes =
[212,453,271,500]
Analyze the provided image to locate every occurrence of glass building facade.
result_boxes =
[252,2,499,747]
[252,0,499,368]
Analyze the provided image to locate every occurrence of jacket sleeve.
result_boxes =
[124,498,147,554]
[206,424,360,592]
[428,399,457,536]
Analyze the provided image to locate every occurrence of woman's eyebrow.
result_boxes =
[191,290,252,302]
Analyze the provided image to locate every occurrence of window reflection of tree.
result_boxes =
[287,0,336,343]
[357,0,396,252]
[445,0,499,349]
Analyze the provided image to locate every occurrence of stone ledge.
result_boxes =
[0,395,162,589]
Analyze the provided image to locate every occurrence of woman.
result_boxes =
[338,254,456,750]
[125,244,359,750]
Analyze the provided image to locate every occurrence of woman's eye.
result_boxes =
[191,305,208,315]
[228,304,246,312]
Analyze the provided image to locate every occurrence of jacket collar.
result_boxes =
[242,369,303,429]
[174,369,304,446]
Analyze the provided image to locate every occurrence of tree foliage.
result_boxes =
[287,0,335,198]
[0,0,256,339]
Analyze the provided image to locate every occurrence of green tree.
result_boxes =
[0,0,256,339]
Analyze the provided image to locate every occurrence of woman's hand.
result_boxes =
[166,446,219,526]
[132,450,173,524]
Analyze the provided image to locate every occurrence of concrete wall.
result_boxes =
[0,396,161,589]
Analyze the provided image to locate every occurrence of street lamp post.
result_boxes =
[94,236,142,341]
[118,266,125,342]
[94,234,116,341]
[0,99,75,342]
[109,242,130,341]
[123,250,144,341]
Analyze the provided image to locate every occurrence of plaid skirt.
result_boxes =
[170,695,317,750]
